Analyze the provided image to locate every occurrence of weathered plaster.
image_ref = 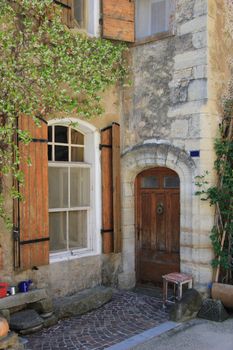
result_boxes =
[119,0,220,291]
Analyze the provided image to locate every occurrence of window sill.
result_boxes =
[49,249,99,264]
[130,31,175,47]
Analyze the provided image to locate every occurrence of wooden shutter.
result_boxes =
[102,0,135,42]
[18,115,49,270]
[101,123,121,254]
[54,0,73,27]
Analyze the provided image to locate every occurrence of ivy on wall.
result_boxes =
[195,0,233,285]
[195,110,233,284]
[0,0,127,226]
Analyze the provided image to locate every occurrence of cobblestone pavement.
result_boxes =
[25,289,169,350]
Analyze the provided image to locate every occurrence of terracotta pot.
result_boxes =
[212,282,233,309]
[0,317,9,338]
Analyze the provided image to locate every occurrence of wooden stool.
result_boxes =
[162,272,193,307]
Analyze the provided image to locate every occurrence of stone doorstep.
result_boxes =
[54,286,113,319]
[0,289,48,310]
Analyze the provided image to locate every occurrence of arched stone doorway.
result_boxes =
[135,167,180,284]
[118,143,197,290]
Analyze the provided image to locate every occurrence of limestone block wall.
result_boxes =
[119,0,219,291]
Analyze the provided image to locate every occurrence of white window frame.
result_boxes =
[48,118,101,263]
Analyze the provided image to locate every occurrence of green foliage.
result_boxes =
[195,112,233,283]
[0,0,128,225]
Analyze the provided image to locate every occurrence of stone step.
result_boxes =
[10,309,44,334]
[0,289,48,311]
[54,286,112,319]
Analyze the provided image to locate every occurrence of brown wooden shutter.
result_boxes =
[101,123,121,254]
[18,115,49,270]
[54,0,73,27]
[102,0,135,42]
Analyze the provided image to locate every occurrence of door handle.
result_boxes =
[157,202,164,215]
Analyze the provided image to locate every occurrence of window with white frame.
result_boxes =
[136,0,175,40]
[48,124,93,255]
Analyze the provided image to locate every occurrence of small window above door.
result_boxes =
[164,176,180,188]
[141,176,159,189]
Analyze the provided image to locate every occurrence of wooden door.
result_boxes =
[135,167,180,284]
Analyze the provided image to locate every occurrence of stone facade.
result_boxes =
[0,0,231,297]
[119,0,232,291]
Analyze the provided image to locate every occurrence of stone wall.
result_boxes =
[119,0,219,291]
[122,0,208,153]
[0,0,231,297]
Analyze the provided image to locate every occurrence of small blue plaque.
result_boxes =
[190,150,200,157]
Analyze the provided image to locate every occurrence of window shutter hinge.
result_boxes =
[101,229,114,234]
[99,144,112,150]
[13,227,20,241]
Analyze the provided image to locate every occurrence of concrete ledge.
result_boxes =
[106,322,179,350]
[0,289,48,310]
[54,286,112,319]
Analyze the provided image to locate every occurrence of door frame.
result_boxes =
[135,166,180,284]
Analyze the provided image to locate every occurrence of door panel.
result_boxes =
[140,192,154,249]
[155,193,166,251]
[136,168,180,284]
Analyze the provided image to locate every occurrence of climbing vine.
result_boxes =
[195,112,233,284]
[0,0,127,226]
[195,1,233,284]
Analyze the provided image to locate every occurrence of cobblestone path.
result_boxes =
[25,289,169,350]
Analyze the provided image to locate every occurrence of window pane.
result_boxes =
[71,147,84,162]
[55,146,68,161]
[136,0,173,40]
[49,167,68,208]
[48,126,52,142]
[164,176,180,188]
[74,0,85,28]
[69,211,87,249]
[70,167,90,207]
[49,212,67,252]
[48,145,52,161]
[141,176,159,188]
[71,129,84,145]
[151,1,166,34]
[55,126,68,143]
[136,0,151,39]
